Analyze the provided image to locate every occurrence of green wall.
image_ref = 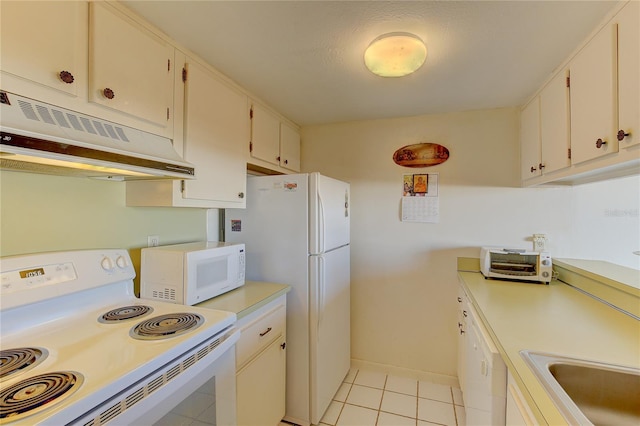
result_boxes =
[0,171,207,257]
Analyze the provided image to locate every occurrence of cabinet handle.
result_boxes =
[617,130,630,141]
[281,342,286,350]
[463,311,468,317]
[259,327,272,337]
[103,88,115,100]
[238,192,245,199]
[530,166,537,173]
[457,297,462,303]
[595,138,607,148]
[59,71,74,84]
[539,163,545,170]
[460,329,465,335]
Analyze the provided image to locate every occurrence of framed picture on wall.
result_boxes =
[413,174,428,194]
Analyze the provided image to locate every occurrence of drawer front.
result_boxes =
[236,303,286,368]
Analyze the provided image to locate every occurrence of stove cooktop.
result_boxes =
[0,249,237,425]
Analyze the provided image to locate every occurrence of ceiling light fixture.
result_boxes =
[364,32,427,77]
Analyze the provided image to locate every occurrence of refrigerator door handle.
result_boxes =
[317,255,325,336]
[318,193,325,253]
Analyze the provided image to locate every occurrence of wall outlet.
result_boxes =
[533,234,547,252]
[147,235,159,247]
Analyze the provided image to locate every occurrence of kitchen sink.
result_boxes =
[520,351,640,425]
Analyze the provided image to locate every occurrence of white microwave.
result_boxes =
[140,241,245,305]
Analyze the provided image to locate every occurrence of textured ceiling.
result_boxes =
[122,1,619,126]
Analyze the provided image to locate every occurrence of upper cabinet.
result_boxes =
[520,97,541,180]
[126,54,248,209]
[569,21,617,164]
[0,1,86,97]
[617,0,640,149]
[521,1,640,186]
[279,122,302,172]
[89,2,174,131]
[249,101,301,173]
[520,70,571,181]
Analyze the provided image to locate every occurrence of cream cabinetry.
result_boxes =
[89,2,174,131]
[521,71,571,181]
[506,372,538,426]
[0,1,85,97]
[521,1,639,186]
[520,98,541,180]
[616,0,640,149]
[569,20,617,164]
[249,101,301,173]
[126,54,248,208]
[456,285,469,391]
[235,295,287,426]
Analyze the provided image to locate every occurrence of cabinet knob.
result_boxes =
[281,342,286,350]
[238,192,245,199]
[103,88,115,100]
[457,297,462,303]
[617,130,630,141]
[595,138,607,148]
[530,166,537,173]
[276,156,281,162]
[59,70,74,84]
[463,311,468,317]
[539,163,545,170]
[284,159,288,165]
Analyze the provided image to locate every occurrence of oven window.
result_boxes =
[155,377,217,425]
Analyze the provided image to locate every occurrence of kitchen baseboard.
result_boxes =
[350,358,460,388]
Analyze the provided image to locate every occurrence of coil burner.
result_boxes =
[0,372,83,422]
[0,348,48,379]
[130,313,204,340]
[98,305,153,323]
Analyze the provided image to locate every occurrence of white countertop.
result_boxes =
[457,261,640,425]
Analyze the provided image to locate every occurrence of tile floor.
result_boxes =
[315,367,465,426]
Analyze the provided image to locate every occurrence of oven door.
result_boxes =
[75,328,239,426]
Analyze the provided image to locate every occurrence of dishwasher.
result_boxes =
[463,303,507,425]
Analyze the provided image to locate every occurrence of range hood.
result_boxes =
[0,91,195,180]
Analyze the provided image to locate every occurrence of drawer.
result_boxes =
[236,303,286,368]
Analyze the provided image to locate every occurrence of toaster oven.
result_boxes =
[480,247,552,283]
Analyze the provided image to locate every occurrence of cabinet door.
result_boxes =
[540,70,571,174]
[280,122,301,172]
[89,2,173,129]
[236,336,286,426]
[182,60,248,205]
[0,1,84,96]
[570,22,618,164]
[250,103,281,166]
[520,97,541,180]
[617,1,640,148]
[456,286,468,392]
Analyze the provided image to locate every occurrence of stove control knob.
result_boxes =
[101,256,115,272]
[115,255,128,269]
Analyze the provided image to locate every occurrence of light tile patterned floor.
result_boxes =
[316,368,465,426]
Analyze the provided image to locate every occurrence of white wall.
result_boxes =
[301,107,579,377]
[569,175,640,269]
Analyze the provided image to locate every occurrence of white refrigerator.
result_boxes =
[225,172,350,426]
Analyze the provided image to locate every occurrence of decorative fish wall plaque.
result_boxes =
[393,143,449,168]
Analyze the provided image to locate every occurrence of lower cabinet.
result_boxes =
[235,295,287,426]
[237,336,286,426]
[506,372,538,426]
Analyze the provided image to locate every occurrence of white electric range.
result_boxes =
[0,249,239,425]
